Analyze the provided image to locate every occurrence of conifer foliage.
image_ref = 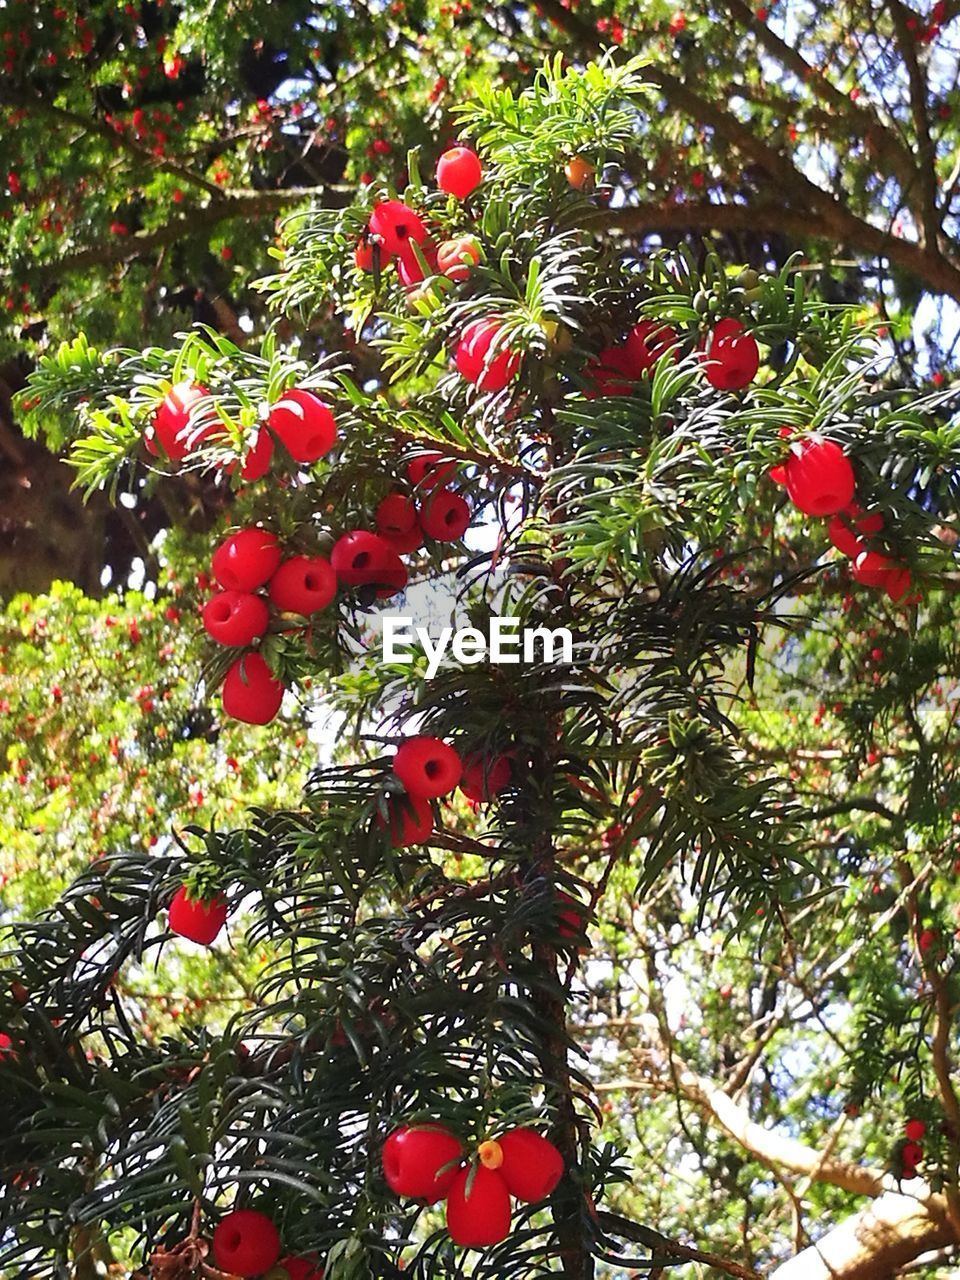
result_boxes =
[4,54,960,1279]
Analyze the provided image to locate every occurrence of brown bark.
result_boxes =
[768,1191,956,1279]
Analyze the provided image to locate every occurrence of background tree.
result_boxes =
[5,20,960,1280]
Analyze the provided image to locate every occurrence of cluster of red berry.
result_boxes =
[382,1123,564,1247]
[210,1207,321,1279]
[771,436,912,601]
[900,1117,926,1180]
[147,381,337,479]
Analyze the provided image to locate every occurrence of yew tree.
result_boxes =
[3,52,960,1280]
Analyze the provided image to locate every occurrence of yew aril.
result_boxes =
[625,320,678,376]
[202,591,269,647]
[784,439,855,517]
[212,1209,281,1278]
[368,200,428,257]
[565,155,595,189]
[828,504,883,556]
[393,736,462,799]
[376,493,418,538]
[330,531,407,597]
[147,382,211,461]
[456,318,520,392]
[397,239,438,286]
[269,557,337,615]
[228,427,274,482]
[437,236,481,281]
[168,885,228,945]
[905,1119,926,1142]
[419,488,471,542]
[496,1128,564,1201]
[902,1140,924,1166]
[382,1124,463,1201]
[212,528,282,592]
[408,453,456,491]
[436,146,483,198]
[378,792,434,847]
[268,389,337,464]
[222,652,284,725]
[275,1257,324,1280]
[445,1165,512,1248]
[459,753,512,802]
[701,318,760,391]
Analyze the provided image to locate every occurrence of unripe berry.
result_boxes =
[212,529,282,592]
[393,736,462,798]
[268,557,337,615]
[445,1165,512,1247]
[496,1128,564,1201]
[419,488,471,541]
[222,652,284,725]
[268,389,337,464]
[436,146,483,198]
[382,1124,463,1201]
[564,155,595,189]
[212,1209,281,1278]
[202,591,270,646]
[168,886,228,945]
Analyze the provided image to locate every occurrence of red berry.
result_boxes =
[397,239,438,286]
[585,344,636,397]
[0,1032,15,1059]
[378,793,434,847]
[228,427,274,482]
[918,927,937,953]
[222,652,284,725]
[784,439,855,516]
[556,891,590,941]
[828,504,883,557]
[368,200,428,257]
[905,1119,926,1141]
[408,453,456,490]
[376,493,419,538]
[624,320,678,376]
[268,389,337,464]
[382,1124,463,1201]
[355,236,376,272]
[456,318,520,392]
[276,1257,324,1280]
[147,382,211,461]
[885,567,913,602]
[902,1140,924,1166]
[212,529,282,592]
[851,550,903,594]
[436,146,483,198]
[393,737,462,798]
[202,591,270,646]
[496,1129,564,1202]
[330,531,407,597]
[268,556,337,615]
[437,236,481,281]
[701,318,760,391]
[459,754,511,802]
[212,1209,281,1278]
[168,886,228,945]
[445,1165,512,1248]
[419,488,471,541]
